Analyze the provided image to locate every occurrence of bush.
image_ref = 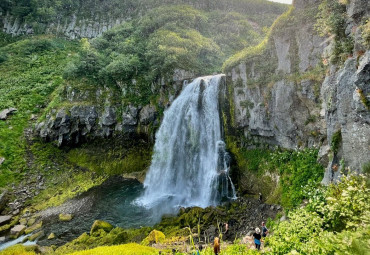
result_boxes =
[265,175,370,255]
[0,51,8,64]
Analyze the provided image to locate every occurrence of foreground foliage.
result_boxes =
[67,243,158,255]
[227,144,324,209]
[265,174,370,254]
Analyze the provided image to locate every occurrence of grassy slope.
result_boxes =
[0,35,78,187]
[0,35,153,211]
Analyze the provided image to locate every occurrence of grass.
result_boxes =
[0,35,79,187]
[0,244,38,255]
[67,243,158,255]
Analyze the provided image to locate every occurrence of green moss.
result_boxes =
[28,230,44,241]
[24,221,42,234]
[59,214,73,222]
[0,216,19,234]
[331,130,342,154]
[67,140,152,176]
[0,244,38,255]
[226,141,324,209]
[67,243,158,255]
[90,220,114,235]
[48,232,56,240]
[141,230,165,246]
[357,88,370,110]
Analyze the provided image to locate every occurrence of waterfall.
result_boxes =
[138,74,236,216]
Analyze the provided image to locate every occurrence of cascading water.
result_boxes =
[138,74,236,216]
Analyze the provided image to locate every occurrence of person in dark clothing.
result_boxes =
[253,228,262,250]
[262,222,269,237]
[259,193,263,202]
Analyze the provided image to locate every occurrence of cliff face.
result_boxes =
[0,0,287,39]
[226,2,328,149]
[226,0,370,182]
[36,70,194,146]
[1,12,126,39]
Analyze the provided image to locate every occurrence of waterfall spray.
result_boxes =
[138,74,236,215]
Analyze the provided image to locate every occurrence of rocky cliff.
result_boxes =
[36,70,193,146]
[0,0,287,39]
[224,0,370,183]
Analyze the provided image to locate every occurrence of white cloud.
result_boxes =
[268,0,293,4]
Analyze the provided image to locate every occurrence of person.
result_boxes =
[262,222,269,237]
[253,228,262,250]
[214,237,220,255]
[224,222,229,234]
[196,244,203,255]
[259,193,263,202]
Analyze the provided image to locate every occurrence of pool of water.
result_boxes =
[37,177,164,247]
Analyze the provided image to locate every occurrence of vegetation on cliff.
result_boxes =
[61,3,276,105]
[0,0,287,30]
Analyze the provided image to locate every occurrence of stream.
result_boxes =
[36,177,160,247]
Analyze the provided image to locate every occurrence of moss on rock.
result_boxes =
[141,230,165,246]
[59,214,73,222]
[48,232,56,240]
[90,220,113,235]
[24,221,42,234]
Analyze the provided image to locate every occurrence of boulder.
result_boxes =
[39,246,54,254]
[0,216,12,226]
[10,224,26,237]
[59,214,73,222]
[122,105,139,126]
[90,220,113,235]
[25,221,42,234]
[101,107,117,126]
[139,105,156,125]
[19,218,28,225]
[317,144,330,167]
[29,230,44,241]
[0,108,17,120]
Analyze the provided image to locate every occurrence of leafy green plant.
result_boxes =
[264,174,370,255]
[331,130,342,154]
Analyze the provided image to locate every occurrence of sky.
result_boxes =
[269,0,293,4]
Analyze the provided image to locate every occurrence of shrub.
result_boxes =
[265,175,370,255]
[0,51,8,64]
[331,130,342,154]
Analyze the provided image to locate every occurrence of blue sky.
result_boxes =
[269,0,293,4]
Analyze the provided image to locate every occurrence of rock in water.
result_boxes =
[59,214,73,222]
[10,225,26,238]
[47,233,56,240]
[0,108,17,120]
